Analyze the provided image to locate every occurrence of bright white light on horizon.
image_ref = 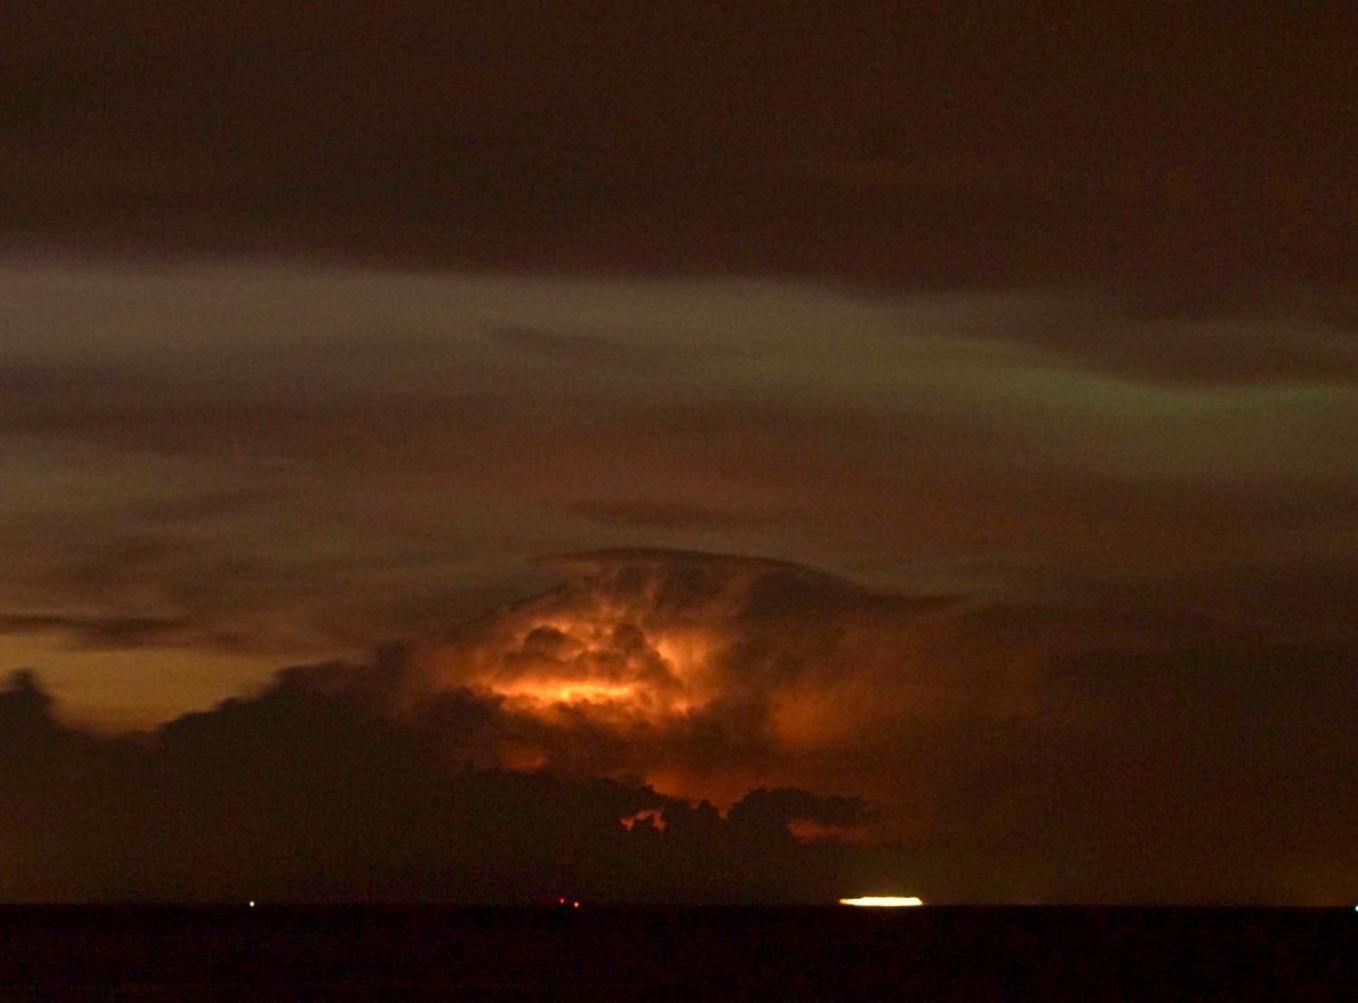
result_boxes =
[838,896,924,908]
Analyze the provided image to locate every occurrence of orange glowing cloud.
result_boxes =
[404,552,747,731]
[366,548,1091,823]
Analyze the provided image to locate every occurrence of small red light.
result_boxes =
[572,901,580,909]
[558,897,566,905]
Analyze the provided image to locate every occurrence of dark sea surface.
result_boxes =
[0,905,1352,1001]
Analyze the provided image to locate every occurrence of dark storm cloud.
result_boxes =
[392,549,1358,904]
[726,787,872,832]
[0,666,870,903]
[3,4,1354,285]
[3,548,1355,904]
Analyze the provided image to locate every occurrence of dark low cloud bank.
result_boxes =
[4,549,1356,904]
[0,665,868,904]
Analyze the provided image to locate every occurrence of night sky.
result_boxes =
[2,3,1356,904]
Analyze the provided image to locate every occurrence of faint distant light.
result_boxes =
[248,901,256,908]
[572,900,581,909]
[838,896,923,908]
[558,897,566,905]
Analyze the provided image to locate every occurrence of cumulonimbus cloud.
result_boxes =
[257,545,1187,861]
[3,548,1357,904]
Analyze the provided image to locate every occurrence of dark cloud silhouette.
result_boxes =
[727,787,871,835]
[3,547,1358,903]
[0,663,874,904]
